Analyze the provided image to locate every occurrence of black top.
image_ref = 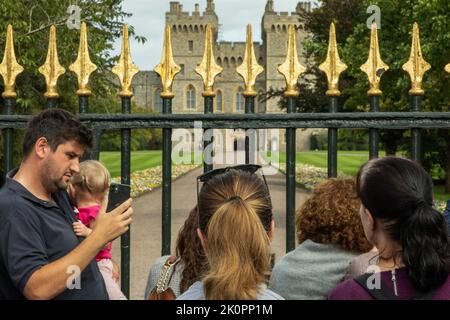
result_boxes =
[0,170,108,300]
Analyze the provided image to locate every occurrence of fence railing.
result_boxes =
[1,21,449,298]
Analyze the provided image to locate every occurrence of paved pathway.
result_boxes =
[112,165,309,300]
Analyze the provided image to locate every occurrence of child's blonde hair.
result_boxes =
[70,160,111,200]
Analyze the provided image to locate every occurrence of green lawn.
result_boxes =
[276,150,449,202]
[276,150,384,176]
[99,150,162,177]
[99,150,450,201]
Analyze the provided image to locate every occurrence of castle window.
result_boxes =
[194,25,199,32]
[231,57,236,66]
[216,90,223,112]
[236,88,244,112]
[186,85,196,110]
[154,89,163,113]
[188,40,194,52]
[237,57,243,65]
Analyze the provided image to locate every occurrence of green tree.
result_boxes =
[0,0,147,175]
[274,0,450,191]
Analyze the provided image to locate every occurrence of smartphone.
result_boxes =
[107,183,131,212]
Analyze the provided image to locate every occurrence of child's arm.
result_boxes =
[72,221,93,237]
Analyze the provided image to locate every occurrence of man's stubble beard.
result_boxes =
[41,158,68,194]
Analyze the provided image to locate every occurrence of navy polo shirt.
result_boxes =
[0,170,108,300]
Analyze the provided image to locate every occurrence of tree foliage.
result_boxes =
[274,0,450,190]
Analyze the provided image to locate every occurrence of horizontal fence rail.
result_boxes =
[1,112,450,130]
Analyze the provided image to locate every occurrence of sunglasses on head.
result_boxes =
[196,164,270,229]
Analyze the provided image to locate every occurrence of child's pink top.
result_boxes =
[76,205,112,261]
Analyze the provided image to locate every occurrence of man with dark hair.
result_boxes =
[0,108,133,300]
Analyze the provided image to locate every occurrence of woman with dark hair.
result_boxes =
[329,156,450,300]
[178,166,283,300]
[270,178,372,299]
[145,206,207,299]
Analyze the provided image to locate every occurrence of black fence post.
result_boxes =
[369,96,380,159]
[3,98,15,175]
[161,97,172,256]
[327,97,338,178]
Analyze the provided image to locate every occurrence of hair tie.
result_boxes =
[228,196,242,202]
[415,198,432,209]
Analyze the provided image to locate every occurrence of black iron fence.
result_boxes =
[1,22,449,298]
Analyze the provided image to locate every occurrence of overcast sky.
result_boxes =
[111,0,316,71]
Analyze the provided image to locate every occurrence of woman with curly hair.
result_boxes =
[269,178,372,299]
[145,206,207,299]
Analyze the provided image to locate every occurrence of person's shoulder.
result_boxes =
[328,278,370,300]
[150,255,172,271]
[177,281,204,300]
[259,288,285,300]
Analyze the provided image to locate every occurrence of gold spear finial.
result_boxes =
[69,22,97,96]
[445,63,450,74]
[38,25,65,99]
[319,23,347,97]
[360,23,389,96]
[236,25,264,97]
[278,24,306,97]
[0,25,24,98]
[154,24,181,98]
[402,23,431,96]
[195,24,223,97]
[112,25,140,97]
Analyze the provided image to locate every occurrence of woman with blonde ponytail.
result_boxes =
[177,166,284,300]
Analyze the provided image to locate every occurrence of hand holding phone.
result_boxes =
[107,183,131,213]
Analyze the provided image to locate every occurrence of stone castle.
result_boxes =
[131,0,317,150]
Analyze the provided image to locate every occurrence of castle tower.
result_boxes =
[166,1,219,113]
[262,0,310,113]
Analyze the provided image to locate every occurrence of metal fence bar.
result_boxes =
[286,98,296,253]
[327,97,338,177]
[245,96,255,164]
[162,97,172,256]
[203,96,214,173]
[2,112,450,130]
[411,95,422,163]
[120,96,131,298]
[3,98,15,174]
[369,96,380,159]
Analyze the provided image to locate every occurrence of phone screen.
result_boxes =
[107,183,130,212]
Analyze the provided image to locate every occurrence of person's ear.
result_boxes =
[365,208,376,231]
[268,219,275,242]
[35,137,50,159]
[197,228,207,252]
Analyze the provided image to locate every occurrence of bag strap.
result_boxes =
[355,273,437,300]
[155,256,180,294]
